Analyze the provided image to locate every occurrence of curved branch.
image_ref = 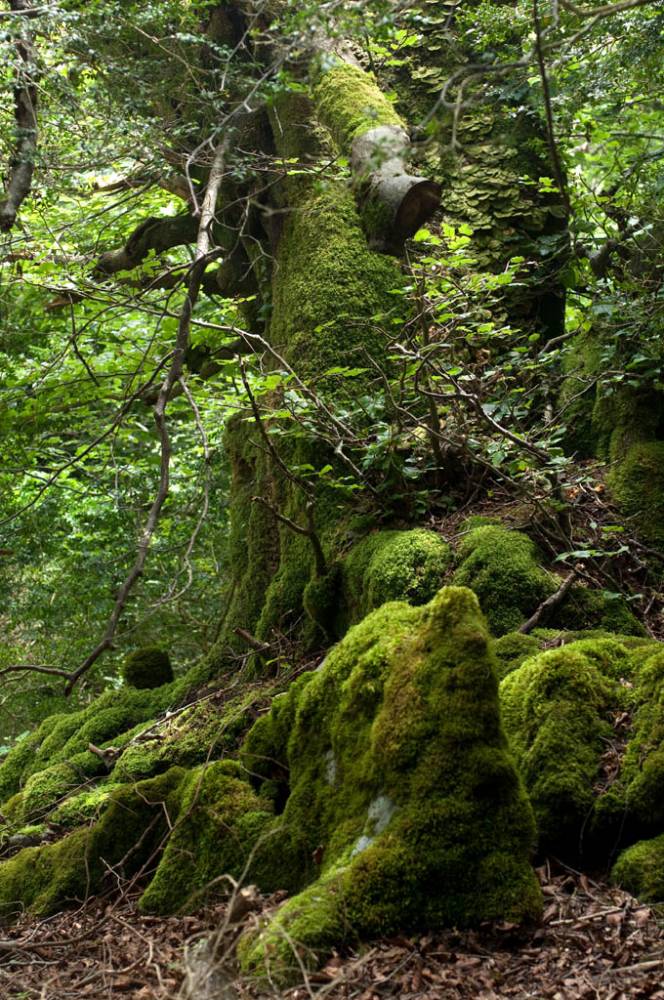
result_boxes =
[0,0,39,232]
[94,213,199,276]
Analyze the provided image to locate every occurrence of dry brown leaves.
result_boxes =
[1,863,663,1000]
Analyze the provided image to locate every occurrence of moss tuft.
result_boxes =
[453,525,554,635]
[612,833,664,902]
[123,647,174,689]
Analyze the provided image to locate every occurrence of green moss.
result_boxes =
[500,638,638,856]
[0,714,65,804]
[237,861,351,979]
[341,529,451,630]
[608,649,664,836]
[21,754,106,822]
[0,677,194,807]
[50,784,120,827]
[313,62,403,148]
[0,769,184,920]
[453,525,554,635]
[500,635,664,862]
[123,647,174,689]
[269,179,402,380]
[609,441,664,550]
[303,564,342,638]
[554,586,645,636]
[492,632,542,681]
[139,760,273,914]
[240,586,540,981]
[612,833,664,902]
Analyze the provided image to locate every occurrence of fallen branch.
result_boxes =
[232,627,273,656]
[519,570,578,634]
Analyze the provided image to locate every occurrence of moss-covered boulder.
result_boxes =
[500,639,629,856]
[238,586,541,981]
[500,637,664,861]
[612,833,664,902]
[139,760,273,914]
[453,525,554,635]
[341,528,451,622]
[122,647,174,689]
[0,769,183,919]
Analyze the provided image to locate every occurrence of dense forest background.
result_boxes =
[0,0,663,995]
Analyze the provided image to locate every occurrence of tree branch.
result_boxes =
[519,570,578,634]
[65,135,231,694]
[251,495,327,577]
[0,0,39,232]
[93,213,200,276]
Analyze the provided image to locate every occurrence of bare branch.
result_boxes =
[94,213,199,276]
[0,0,39,231]
[65,136,231,694]
[519,570,578,633]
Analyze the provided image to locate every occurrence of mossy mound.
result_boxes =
[122,647,174,689]
[239,586,541,981]
[612,833,664,903]
[139,760,273,914]
[500,638,628,857]
[609,440,664,550]
[0,769,183,920]
[0,661,212,808]
[492,632,543,681]
[500,637,664,861]
[452,524,642,637]
[452,525,555,635]
[340,528,451,626]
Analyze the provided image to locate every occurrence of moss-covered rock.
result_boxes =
[453,525,554,635]
[139,760,273,914]
[500,639,630,857]
[340,528,451,628]
[604,648,664,837]
[123,647,174,689]
[612,833,664,902]
[0,670,200,808]
[554,586,645,637]
[500,637,664,861]
[0,769,183,920]
[609,441,664,550]
[239,586,541,981]
[492,632,543,681]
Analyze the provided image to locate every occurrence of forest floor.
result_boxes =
[1,862,663,1000]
